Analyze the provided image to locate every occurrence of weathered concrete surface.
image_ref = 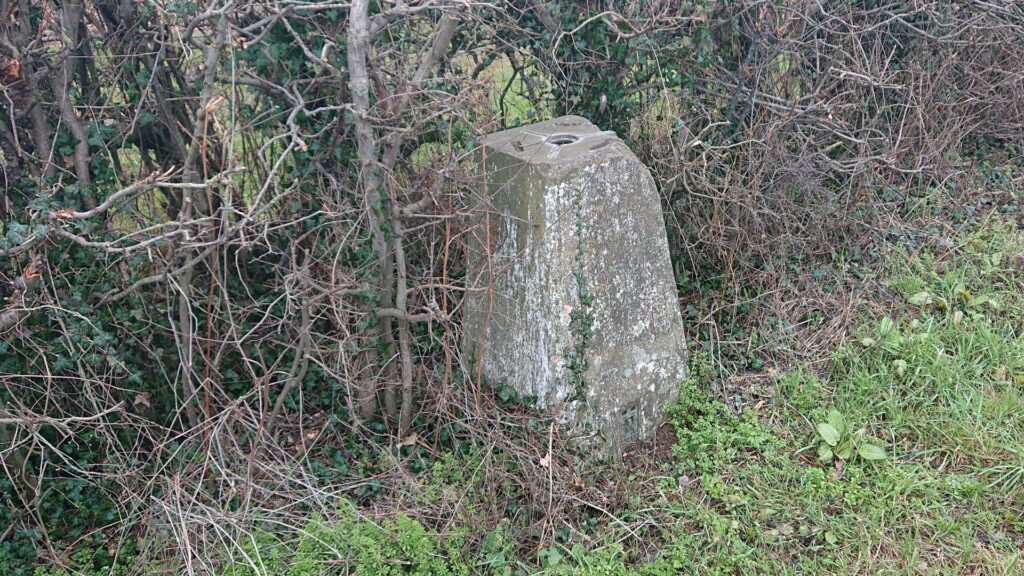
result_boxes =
[463,115,688,451]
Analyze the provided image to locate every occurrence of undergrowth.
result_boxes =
[30,219,1024,575]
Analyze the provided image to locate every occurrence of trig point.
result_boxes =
[463,115,688,451]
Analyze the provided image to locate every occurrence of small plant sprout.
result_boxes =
[815,409,887,463]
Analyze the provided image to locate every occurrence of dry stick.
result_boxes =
[381,12,460,425]
[201,95,219,452]
[0,402,124,426]
[497,54,521,128]
[21,55,56,181]
[347,0,393,421]
[265,272,312,435]
[437,122,455,448]
[393,215,415,437]
[0,417,38,510]
[48,169,166,219]
[349,4,461,426]
[170,13,231,432]
[49,0,95,210]
[545,422,554,547]
[0,258,42,332]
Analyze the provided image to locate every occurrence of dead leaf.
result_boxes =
[994,365,1008,382]
[831,458,845,481]
[204,95,227,113]
[0,58,20,84]
[23,260,42,281]
[133,391,151,410]
[539,451,551,468]
[398,431,418,447]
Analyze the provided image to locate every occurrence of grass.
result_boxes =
[636,220,1024,575]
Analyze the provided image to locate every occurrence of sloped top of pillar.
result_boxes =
[480,115,629,168]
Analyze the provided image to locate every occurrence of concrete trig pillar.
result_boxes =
[463,115,688,451]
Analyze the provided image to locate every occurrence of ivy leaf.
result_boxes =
[817,423,840,447]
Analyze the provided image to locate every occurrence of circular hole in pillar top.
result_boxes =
[548,133,580,145]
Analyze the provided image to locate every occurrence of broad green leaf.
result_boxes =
[545,548,562,566]
[818,443,833,463]
[836,439,853,460]
[858,443,887,460]
[907,291,932,306]
[817,423,840,446]
[827,409,847,436]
